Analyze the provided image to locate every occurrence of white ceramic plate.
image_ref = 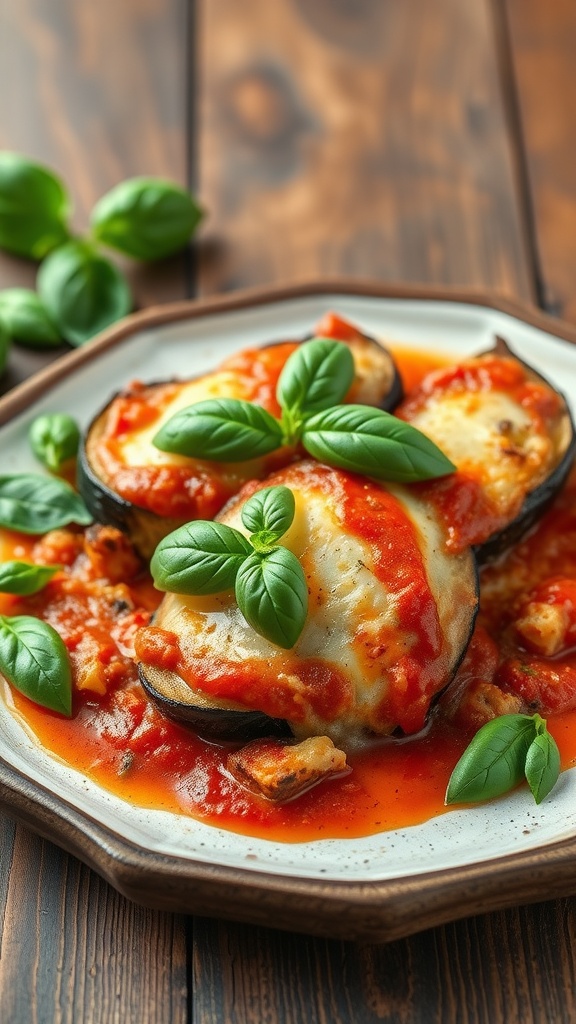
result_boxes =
[2,282,576,940]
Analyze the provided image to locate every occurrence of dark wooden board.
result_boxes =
[505,0,576,323]
[0,2,190,1021]
[197,0,534,299]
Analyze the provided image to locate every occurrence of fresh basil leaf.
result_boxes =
[91,177,203,261]
[0,289,61,349]
[240,485,295,541]
[29,413,80,472]
[0,152,70,259]
[37,241,132,346]
[235,548,308,649]
[0,474,92,533]
[525,731,561,804]
[151,521,252,595]
[0,561,59,595]
[445,714,537,805]
[0,320,8,377]
[0,614,71,715]
[277,338,355,419]
[302,405,456,481]
[153,398,283,460]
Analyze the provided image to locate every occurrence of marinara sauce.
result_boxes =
[2,345,576,843]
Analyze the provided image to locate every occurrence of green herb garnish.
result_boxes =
[0,614,72,715]
[153,338,455,483]
[0,561,59,596]
[151,485,307,649]
[29,413,81,472]
[37,241,132,348]
[0,474,92,533]
[0,289,60,350]
[0,151,203,355]
[446,713,561,806]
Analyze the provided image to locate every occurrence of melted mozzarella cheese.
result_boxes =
[118,371,252,469]
[406,390,553,511]
[154,465,477,744]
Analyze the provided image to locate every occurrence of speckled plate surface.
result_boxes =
[2,281,576,941]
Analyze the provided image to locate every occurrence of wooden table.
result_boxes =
[1,1,576,1020]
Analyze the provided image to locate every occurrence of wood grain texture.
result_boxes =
[197,0,534,298]
[0,826,188,1024]
[0,0,192,395]
[193,905,576,1024]
[0,3,191,1022]
[505,0,576,322]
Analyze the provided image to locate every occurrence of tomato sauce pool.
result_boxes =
[2,346,576,843]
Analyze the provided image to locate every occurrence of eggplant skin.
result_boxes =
[138,463,479,744]
[138,663,293,742]
[476,337,576,562]
[77,404,186,561]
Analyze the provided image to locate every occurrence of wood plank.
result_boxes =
[0,827,188,1024]
[0,3,190,1021]
[193,907,576,1024]
[505,0,576,322]
[197,0,534,298]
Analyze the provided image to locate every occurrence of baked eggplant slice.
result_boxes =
[396,337,576,561]
[78,316,402,557]
[136,461,478,744]
[139,662,292,741]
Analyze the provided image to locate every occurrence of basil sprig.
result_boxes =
[0,561,59,596]
[446,713,561,806]
[153,338,455,482]
[0,152,203,354]
[0,474,92,533]
[151,485,308,649]
[29,413,81,473]
[0,614,72,715]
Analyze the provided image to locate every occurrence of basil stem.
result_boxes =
[151,521,253,595]
[235,547,308,650]
[445,714,537,805]
[240,485,295,540]
[0,561,59,596]
[302,405,456,481]
[0,614,72,715]
[153,398,284,460]
[277,338,355,420]
[29,413,81,472]
[0,474,92,533]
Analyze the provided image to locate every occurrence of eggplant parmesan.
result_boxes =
[136,461,478,745]
[396,337,576,559]
[78,315,402,558]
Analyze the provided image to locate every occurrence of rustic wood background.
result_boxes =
[1,0,576,1020]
